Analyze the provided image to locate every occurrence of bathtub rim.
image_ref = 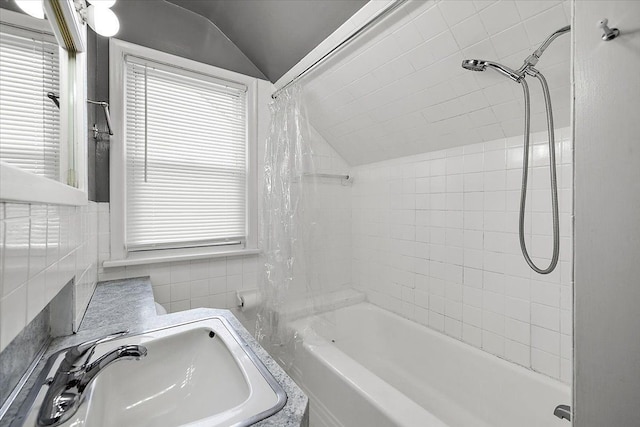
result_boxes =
[290,301,571,426]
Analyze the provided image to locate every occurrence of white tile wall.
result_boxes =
[99,243,262,314]
[0,201,99,352]
[351,127,572,383]
[116,259,261,313]
[304,0,571,165]
[306,125,353,295]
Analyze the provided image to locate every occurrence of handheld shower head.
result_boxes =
[461,59,521,82]
[461,59,487,72]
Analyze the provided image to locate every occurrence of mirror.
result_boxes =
[0,0,87,203]
[0,14,62,180]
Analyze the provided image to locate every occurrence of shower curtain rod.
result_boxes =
[271,0,408,99]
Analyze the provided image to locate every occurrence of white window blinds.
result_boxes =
[124,56,248,251]
[0,26,60,179]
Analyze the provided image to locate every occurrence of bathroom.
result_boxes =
[0,0,638,426]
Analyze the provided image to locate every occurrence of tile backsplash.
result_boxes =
[0,201,99,353]
[99,248,263,314]
[351,127,572,382]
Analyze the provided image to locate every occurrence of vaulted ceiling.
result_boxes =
[302,0,571,165]
[167,0,368,83]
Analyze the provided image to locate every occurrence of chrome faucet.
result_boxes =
[554,404,571,421]
[37,330,147,426]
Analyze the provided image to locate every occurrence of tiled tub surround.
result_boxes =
[0,202,99,353]
[352,128,572,383]
[0,278,309,427]
[304,0,571,164]
[271,125,355,304]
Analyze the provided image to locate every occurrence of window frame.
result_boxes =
[0,8,87,206]
[108,39,259,264]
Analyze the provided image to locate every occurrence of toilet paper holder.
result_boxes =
[236,289,261,311]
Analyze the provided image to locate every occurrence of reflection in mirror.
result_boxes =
[0,20,61,180]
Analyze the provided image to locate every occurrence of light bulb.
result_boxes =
[87,5,120,37]
[15,0,45,19]
[86,0,116,8]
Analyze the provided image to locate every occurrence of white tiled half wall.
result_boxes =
[99,249,262,314]
[0,201,99,352]
[351,128,572,383]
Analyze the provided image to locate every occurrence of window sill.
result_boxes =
[102,247,261,268]
[0,162,87,206]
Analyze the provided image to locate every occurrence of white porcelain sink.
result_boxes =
[15,317,287,427]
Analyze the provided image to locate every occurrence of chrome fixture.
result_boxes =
[461,25,571,274]
[303,172,353,185]
[597,18,620,41]
[517,25,570,72]
[88,99,114,137]
[45,93,114,137]
[305,173,350,180]
[554,404,571,421]
[37,330,147,426]
[461,59,521,82]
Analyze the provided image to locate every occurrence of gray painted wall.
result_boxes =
[574,1,640,426]
[87,31,110,202]
[168,0,368,82]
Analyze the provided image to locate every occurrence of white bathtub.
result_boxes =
[288,302,571,427]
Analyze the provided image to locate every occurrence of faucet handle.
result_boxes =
[63,330,129,372]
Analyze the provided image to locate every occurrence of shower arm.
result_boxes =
[87,100,114,136]
[518,25,571,73]
[45,93,114,136]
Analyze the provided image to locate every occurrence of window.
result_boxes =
[0,24,60,179]
[122,55,250,252]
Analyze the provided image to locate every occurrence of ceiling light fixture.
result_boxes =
[85,3,119,37]
[15,0,45,19]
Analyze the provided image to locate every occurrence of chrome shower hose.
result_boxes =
[518,72,560,274]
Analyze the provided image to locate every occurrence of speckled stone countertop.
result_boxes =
[1,278,309,427]
[78,277,157,331]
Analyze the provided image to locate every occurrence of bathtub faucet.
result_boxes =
[553,404,571,421]
[37,330,148,426]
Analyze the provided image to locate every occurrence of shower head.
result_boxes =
[462,27,570,83]
[461,59,486,72]
[461,59,521,82]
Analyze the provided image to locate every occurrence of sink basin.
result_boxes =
[13,317,287,427]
